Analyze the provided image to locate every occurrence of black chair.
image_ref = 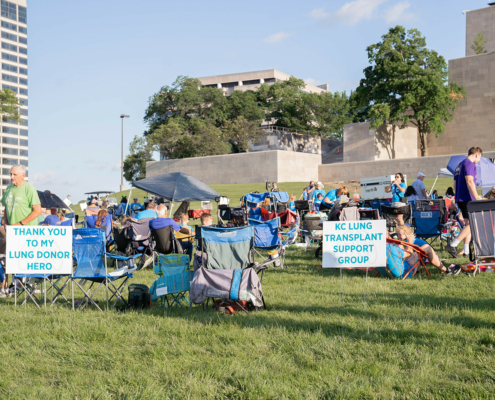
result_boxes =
[380,204,412,231]
[151,225,182,255]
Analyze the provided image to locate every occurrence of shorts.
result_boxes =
[457,201,469,219]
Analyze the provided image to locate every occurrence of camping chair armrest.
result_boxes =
[440,221,453,227]
[105,252,142,261]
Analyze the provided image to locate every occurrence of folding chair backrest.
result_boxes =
[73,228,106,278]
[60,219,72,226]
[278,209,297,227]
[201,225,254,270]
[249,217,281,248]
[415,199,446,223]
[294,200,309,213]
[380,204,412,227]
[85,216,97,228]
[467,199,495,258]
[130,217,153,245]
[151,225,176,255]
[305,217,322,231]
[113,226,132,254]
[154,254,189,276]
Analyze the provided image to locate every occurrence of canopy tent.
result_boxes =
[37,191,70,210]
[431,156,495,196]
[84,191,114,197]
[430,168,453,193]
[127,172,221,215]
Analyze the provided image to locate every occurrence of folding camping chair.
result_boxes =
[304,216,323,250]
[467,199,495,275]
[192,225,265,313]
[150,225,184,267]
[380,203,413,233]
[129,217,155,269]
[413,199,450,249]
[58,228,138,310]
[149,254,194,309]
[375,238,431,280]
[14,272,50,308]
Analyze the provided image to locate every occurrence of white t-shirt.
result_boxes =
[412,179,426,200]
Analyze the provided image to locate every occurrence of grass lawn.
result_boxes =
[5,179,493,399]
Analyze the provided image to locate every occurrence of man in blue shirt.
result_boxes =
[129,197,142,217]
[312,182,326,201]
[135,202,158,220]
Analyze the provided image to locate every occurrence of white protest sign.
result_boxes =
[322,220,386,268]
[6,226,73,274]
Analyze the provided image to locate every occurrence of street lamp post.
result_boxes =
[120,114,130,192]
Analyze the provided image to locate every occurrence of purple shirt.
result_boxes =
[454,158,477,202]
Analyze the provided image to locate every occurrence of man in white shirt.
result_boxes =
[412,172,427,200]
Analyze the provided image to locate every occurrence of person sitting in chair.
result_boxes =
[178,213,195,262]
[271,182,280,192]
[323,187,347,206]
[135,201,158,220]
[129,197,142,217]
[396,225,460,275]
[85,198,100,216]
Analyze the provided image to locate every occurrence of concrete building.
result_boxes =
[465,4,495,56]
[0,0,28,194]
[197,69,328,95]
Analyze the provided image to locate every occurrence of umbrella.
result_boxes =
[37,191,70,210]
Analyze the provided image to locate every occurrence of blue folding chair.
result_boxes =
[57,228,139,310]
[149,254,194,309]
[413,199,449,249]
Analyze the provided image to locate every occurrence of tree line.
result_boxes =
[124,26,466,182]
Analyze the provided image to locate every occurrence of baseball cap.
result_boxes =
[417,172,426,178]
[134,197,138,200]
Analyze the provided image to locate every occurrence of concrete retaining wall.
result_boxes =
[319,151,495,182]
[147,150,321,184]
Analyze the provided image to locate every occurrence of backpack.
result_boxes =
[127,284,151,310]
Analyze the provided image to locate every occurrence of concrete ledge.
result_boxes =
[319,152,495,182]
[147,150,322,184]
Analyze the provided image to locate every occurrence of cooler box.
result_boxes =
[360,175,407,200]
[188,209,210,220]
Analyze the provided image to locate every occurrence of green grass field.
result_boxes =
[3,178,493,399]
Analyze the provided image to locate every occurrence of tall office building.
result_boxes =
[0,0,28,195]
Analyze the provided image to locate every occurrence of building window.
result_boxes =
[19,139,27,146]
[2,73,17,83]
[20,98,27,106]
[19,67,26,75]
[264,78,276,83]
[1,1,17,21]
[19,129,27,136]
[2,157,17,165]
[2,126,17,134]
[19,149,27,156]
[1,52,16,62]
[19,57,26,65]
[18,6,26,24]
[2,178,10,185]
[2,63,16,73]
[19,88,27,95]
[3,137,17,145]
[2,116,16,123]
[20,109,27,116]
[18,36,26,45]
[18,47,26,55]
[19,159,27,167]
[19,77,27,85]
[1,42,17,52]
[1,32,16,42]
[3,147,17,155]
[1,20,16,31]
[20,118,27,126]
[2,84,17,93]
[18,26,26,35]
[221,82,237,88]
[243,79,261,86]
[2,168,9,175]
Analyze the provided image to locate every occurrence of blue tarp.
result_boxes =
[244,191,289,204]
[249,218,281,248]
[446,156,495,189]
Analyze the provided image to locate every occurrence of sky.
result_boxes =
[26,0,487,202]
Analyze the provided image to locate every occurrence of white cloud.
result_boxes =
[29,171,60,187]
[112,161,122,171]
[384,1,414,23]
[310,0,414,26]
[304,78,320,86]
[262,32,292,44]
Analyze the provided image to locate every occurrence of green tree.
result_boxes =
[471,32,488,55]
[222,116,264,152]
[123,136,154,182]
[355,26,465,156]
[0,88,22,123]
[227,90,265,122]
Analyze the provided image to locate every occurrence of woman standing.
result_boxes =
[385,173,406,203]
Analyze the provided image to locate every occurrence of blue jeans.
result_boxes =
[181,240,193,263]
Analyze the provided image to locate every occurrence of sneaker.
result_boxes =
[0,291,6,298]
[447,264,462,276]
[445,245,458,259]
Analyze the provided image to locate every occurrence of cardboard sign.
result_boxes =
[322,220,386,268]
[6,226,73,275]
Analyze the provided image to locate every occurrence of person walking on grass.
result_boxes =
[445,146,484,259]
[0,165,42,297]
